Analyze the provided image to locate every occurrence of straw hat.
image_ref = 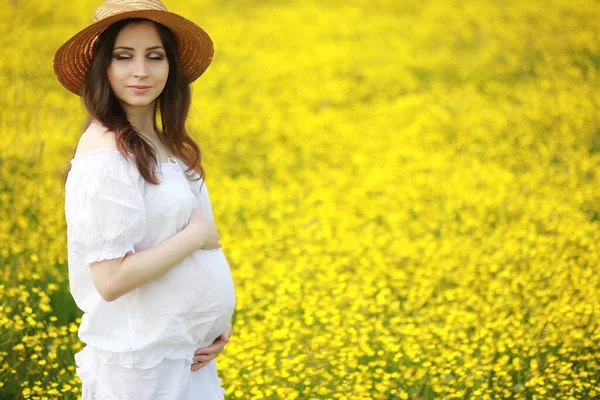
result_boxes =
[53,0,214,95]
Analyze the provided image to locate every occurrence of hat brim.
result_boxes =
[53,10,214,95]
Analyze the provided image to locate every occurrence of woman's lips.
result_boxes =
[128,85,151,94]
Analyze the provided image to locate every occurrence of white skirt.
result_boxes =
[76,346,226,400]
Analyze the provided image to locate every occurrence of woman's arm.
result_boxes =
[72,128,201,302]
[91,226,198,302]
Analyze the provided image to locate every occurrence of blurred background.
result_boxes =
[1,0,599,399]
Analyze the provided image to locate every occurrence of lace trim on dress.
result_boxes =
[71,147,182,166]
[84,244,136,269]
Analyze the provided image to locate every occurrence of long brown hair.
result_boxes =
[61,18,205,188]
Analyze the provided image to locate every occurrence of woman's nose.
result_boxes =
[133,59,149,78]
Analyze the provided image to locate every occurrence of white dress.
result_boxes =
[64,148,237,400]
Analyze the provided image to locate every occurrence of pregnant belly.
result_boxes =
[180,248,237,343]
[131,248,236,347]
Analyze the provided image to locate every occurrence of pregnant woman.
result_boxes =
[54,1,236,398]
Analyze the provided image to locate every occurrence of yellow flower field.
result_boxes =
[1,0,599,399]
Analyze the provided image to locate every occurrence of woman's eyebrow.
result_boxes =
[113,45,165,51]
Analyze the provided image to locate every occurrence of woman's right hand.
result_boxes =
[186,208,222,250]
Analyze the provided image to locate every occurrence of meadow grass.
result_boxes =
[1,0,599,399]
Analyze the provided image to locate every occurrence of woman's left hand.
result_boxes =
[191,320,232,372]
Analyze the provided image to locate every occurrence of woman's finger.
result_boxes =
[194,342,217,355]
[194,346,213,356]
[195,342,225,356]
[193,353,213,363]
[195,347,216,357]
[194,344,225,362]
[190,361,208,371]
[194,326,232,356]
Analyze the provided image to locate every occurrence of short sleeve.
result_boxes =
[65,149,146,268]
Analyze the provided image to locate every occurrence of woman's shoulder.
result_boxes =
[69,124,138,180]
[74,122,118,157]
[71,121,137,165]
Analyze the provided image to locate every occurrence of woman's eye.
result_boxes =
[112,53,164,60]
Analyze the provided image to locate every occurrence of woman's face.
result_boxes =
[107,20,169,110]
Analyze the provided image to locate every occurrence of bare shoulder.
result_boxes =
[74,121,118,157]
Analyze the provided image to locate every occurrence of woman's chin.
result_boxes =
[121,97,158,108]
